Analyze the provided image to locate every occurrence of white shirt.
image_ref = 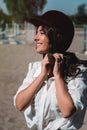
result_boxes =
[14,61,87,130]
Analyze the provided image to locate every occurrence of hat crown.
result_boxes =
[42,10,74,33]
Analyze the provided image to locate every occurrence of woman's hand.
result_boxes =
[41,54,50,76]
[41,53,63,77]
[53,53,63,76]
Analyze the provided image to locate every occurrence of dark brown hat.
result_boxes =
[29,10,74,52]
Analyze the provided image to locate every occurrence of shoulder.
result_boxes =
[27,61,41,77]
[68,65,87,86]
[28,61,41,70]
[78,65,87,77]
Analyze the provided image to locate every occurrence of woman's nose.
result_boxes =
[34,34,39,42]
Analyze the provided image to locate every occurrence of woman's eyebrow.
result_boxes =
[39,28,44,32]
[36,29,44,34]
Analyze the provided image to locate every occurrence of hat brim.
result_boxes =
[29,16,51,27]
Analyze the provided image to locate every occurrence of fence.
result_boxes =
[83,25,87,52]
[0,22,87,53]
[0,22,35,44]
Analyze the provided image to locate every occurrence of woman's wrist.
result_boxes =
[54,72,62,79]
[40,71,47,79]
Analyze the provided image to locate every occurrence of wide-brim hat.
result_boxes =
[29,10,74,52]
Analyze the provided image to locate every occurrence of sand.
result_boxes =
[0,28,87,130]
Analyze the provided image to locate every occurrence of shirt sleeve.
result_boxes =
[68,70,87,111]
[14,62,35,107]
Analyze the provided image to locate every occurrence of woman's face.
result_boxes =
[34,26,49,54]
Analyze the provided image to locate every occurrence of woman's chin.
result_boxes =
[37,51,46,55]
[36,49,45,54]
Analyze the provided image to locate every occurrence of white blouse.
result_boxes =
[14,61,87,130]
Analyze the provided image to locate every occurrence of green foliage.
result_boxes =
[2,1,87,25]
[0,9,12,23]
[70,3,87,25]
[77,4,87,16]
[3,0,47,23]
[38,0,47,12]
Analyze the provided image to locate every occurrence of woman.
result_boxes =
[14,10,87,130]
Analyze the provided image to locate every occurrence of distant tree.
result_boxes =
[76,4,87,24]
[0,8,12,23]
[70,3,87,25]
[4,0,47,23]
[77,4,87,16]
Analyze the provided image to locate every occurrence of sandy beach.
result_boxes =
[0,28,87,130]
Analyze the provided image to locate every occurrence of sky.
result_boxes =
[0,0,87,15]
[43,0,87,15]
[0,0,8,14]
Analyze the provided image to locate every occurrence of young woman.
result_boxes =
[14,10,87,130]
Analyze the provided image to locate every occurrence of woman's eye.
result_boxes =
[40,31,45,34]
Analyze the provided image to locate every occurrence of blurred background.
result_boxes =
[0,0,87,47]
[0,0,87,130]
[0,0,87,49]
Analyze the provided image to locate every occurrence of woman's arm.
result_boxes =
[16,72,46,111]
[53,53,76,118]
[54,74,76,118]
[15,54,50,111]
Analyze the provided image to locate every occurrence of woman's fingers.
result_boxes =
[52,53,63,64]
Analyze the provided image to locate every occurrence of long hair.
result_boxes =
[60,52,87,83]
[42,25,87,83]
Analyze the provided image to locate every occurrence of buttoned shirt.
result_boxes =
[14,61,87,130]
